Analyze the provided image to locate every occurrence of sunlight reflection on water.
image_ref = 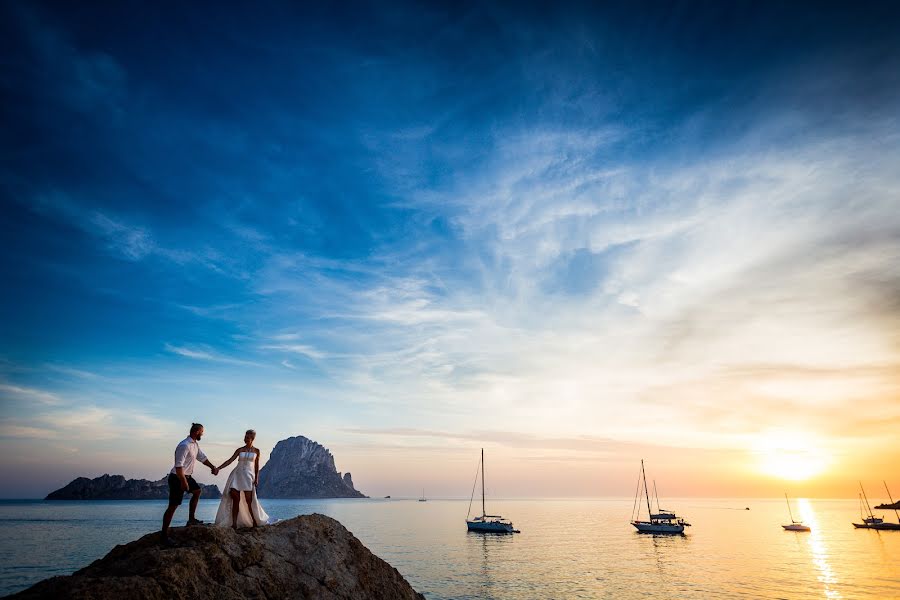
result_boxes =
[800,498,842,599]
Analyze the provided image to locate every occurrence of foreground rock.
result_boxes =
[45,474,221,500]
[10,514,424,600]
[257,436,366,499]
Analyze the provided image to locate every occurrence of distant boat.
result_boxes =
[384,495,391,499]
[465,448,519,533]
[782,494,811,532]
[419,489,426,502]
[853,482,900,530]
[630,460,690,534]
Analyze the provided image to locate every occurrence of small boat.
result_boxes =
[419,489,426,502]
[853,482,900,530]
[630,460,690,534]
[466,448,519,533]
[782,494,811,531]
[384,495,391,499]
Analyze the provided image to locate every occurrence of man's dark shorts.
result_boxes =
[167,473,201,505]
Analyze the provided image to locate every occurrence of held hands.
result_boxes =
[211,466,220,476]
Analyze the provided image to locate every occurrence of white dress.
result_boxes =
[214,450,273,528]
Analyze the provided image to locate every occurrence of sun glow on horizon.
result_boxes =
[754,431,830,481]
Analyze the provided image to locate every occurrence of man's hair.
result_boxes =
[246,429,256,438]
[190,423,203,434]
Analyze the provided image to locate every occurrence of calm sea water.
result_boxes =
[0,497,898,598]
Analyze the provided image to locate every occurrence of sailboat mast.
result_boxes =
[653,480,660,513]
[481,448,486,518]
[860,481,876,518]
[785,493,795,523]
[641,460,652,519]
[884,481,900,523]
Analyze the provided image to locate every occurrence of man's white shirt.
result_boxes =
[170,437,208,476]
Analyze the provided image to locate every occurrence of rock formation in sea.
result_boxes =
[45,474,221,500]
[875,501,900,509]
[9,514,425,599]
[256,435,366,498]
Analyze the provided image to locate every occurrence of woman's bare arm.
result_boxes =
[218,449,241,471]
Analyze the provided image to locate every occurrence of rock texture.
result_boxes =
[9,514,424,600]
[45,474,221,500]
[257,436,366,499]
[875,501,900,509]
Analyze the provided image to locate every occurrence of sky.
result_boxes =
[1,1,899,500]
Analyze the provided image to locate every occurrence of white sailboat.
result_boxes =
[465,448,519,534]
[419,489,427,502]
[781,493,811,531]
[630,460,690,534]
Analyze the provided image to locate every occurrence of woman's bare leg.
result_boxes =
[230,489,241,529]
[243,491,258,527]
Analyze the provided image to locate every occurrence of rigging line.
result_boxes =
[466,456,480,520]
[631,462,642,521]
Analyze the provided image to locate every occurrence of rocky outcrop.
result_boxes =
[9,514,424,599]
[875,501,900,509]
[257,436,366,499]
[45,474,221,500]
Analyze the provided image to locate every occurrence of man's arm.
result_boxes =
[175,466,189,491]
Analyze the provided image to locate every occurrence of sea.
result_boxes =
[0,497,898,598]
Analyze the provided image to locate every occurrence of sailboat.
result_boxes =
[853,482,900,530]
[630,460,690,534]
[781,494,811,531]
[465,448,519,533]
[419,489,427,502]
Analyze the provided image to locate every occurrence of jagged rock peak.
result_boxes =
[266,435,337,474]
[257,436,366,499]
[10,514,424,599]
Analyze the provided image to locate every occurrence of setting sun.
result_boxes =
[754,431,830,481]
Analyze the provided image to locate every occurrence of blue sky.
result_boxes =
[2,1,899,498]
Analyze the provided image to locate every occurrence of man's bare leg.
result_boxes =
[161,501,180,542]
[187,488,202,523]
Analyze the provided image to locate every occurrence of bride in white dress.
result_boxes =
[214,429,272,528]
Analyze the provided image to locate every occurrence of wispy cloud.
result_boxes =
[0,383,62,406]
[164,343,260,367]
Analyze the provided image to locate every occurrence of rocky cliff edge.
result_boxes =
[9,514,424,600]
[45,474,221,500]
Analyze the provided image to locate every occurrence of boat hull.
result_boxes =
[782,524,811,531]
[466,520,518,534]
[631,521,684,534]
[853,522,900,530]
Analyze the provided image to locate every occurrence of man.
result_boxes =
[161,423,219,545]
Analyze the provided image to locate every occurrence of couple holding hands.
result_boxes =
[161,423,272,546]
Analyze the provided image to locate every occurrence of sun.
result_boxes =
[753,430,829,481]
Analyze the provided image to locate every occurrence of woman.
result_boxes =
[214,429,271,529]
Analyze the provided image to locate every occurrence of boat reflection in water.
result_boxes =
[630,460,691,534]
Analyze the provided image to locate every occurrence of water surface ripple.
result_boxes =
[0,498,898,598]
